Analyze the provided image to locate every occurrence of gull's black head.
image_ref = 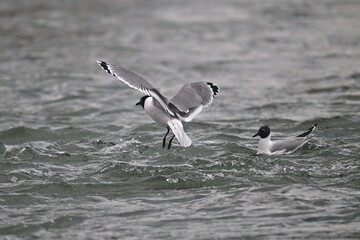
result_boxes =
[253,126,271,138]
[135,96,149,108]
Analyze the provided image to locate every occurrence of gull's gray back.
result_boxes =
[271,137,307,153]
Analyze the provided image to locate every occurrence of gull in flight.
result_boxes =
[97,60,219,149]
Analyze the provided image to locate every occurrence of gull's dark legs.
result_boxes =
[167,135,176,150]
[162,127,170,148]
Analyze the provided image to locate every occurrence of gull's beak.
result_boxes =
[135,101,141,106]
[253,132,259,138]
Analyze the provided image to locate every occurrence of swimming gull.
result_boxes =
[253,124,318,155]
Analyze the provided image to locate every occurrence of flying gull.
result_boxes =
[97,60,219,149]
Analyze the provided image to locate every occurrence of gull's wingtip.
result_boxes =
[296,123,318,138]
[97,60,112,75]
[97,60,106,65]
[207,82,219,97]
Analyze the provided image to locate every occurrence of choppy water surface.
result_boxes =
[1,0,360,239]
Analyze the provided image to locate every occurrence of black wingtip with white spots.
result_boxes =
[296,123,318,138]
[97,60,113,75]
[207,82,219,97]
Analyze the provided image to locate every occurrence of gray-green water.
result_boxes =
[1,0,360,239]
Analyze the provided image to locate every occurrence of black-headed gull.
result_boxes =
[97,60,219,149]
[253,124,318,155]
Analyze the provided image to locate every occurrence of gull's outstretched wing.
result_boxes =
[169,82,219,122]
[97,60,174,116]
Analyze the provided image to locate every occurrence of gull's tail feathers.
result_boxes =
[167,119,192,147]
